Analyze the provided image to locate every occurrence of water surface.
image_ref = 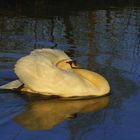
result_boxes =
[0,1,140,140]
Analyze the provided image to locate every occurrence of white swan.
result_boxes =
[0,48,110,97]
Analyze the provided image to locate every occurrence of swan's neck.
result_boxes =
[73,69,110,96]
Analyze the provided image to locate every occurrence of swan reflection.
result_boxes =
[14,96,109,130]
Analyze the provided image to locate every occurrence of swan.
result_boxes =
[0,48,110,97]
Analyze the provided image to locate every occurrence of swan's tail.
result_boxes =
[0,80,23,90]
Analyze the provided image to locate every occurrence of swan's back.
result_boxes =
[14,49,98,97]
[31,49,72,65]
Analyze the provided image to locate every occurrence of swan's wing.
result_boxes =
[0,80,23,90]
[15,54,97,97]
[30,48,72,65]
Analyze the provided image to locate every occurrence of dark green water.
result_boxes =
[0,1,140,140]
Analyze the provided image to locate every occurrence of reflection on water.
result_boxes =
[0,1,140,140]
[14,96,109,130]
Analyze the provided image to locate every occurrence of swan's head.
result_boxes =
[56,59,81,70]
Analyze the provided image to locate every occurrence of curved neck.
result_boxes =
[73,69,99,87]
[73,69,110,96]
[56,59,70,67]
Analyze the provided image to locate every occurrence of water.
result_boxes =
[0,0,140,140]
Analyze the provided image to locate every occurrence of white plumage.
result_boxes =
[0,48,110,97]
